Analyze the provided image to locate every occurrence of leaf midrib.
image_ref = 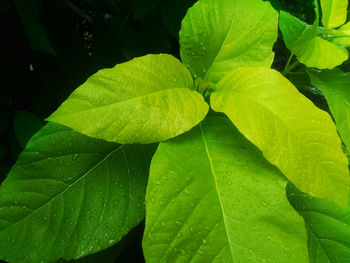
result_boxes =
[203,3,269,81]
[50,88,195,119]
[214,88,348,190]
[199,124,236,262]
[0,145,124,233]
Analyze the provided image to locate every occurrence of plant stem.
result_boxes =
[282,53,296,76]
[283,61,301,76]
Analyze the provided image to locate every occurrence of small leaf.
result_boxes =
[308,69,350,150]
[0,123,155,263]
[279,11,348,69]
[287,183,350,262]
[293,36,348,69]
[211,67,350,206]
[321,0,348,29]
[14,0,56,55]
[278,11,316,49]
[47,54,208,144]
[143,116,308,263]
[179,0,278,83]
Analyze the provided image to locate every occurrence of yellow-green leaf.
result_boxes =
[279,11,348,69]
[321,0,348,29]
[47,54,208,144]
[143,116,308,263]
[211,67,350,206]
[293,36,348,69]
[179,0,278,84]
[308,69,350,150]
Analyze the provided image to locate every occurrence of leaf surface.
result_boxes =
[308,69,350,150]
[332,22,350,47]
[47,54,208,144]
[321,0,348,29]
[179,0,278,83]
[143,116,308,263]
[287,183,350,263]
[293,36,348,69]
[279,11,348,69]
[0,123,155,263]
[211,67,350,206]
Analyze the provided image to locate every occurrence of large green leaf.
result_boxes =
[179,0,278,83]
[0,123,155,263]
[279,11,348,69]
[287,183,350,263]
[308,69,350,150]
[321,0,348,29]
[143,116,308,263]
[210,67,350,206]
[47,54,208,144]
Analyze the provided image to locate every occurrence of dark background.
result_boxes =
[0,0,335,262]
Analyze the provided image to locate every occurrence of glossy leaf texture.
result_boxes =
[47,54,208,144]
[211,67,350,206]
[308,69,350,150]
[321,0,348,29]
[0,123,156,263]
[179,0,278,84]
[143,116,308,263]
[279,11,348,69]
[287,183,350,262]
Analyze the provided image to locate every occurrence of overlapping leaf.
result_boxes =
[211,67,350,206]
[332,22,350,47]
[143,116,308,263]
[287,183,350,262]
[279,11,348,69]
[48,54,208,144]
[179,0,278,83]
[321,0,348,29]
[0,123,155,263]
[308,69,350,150]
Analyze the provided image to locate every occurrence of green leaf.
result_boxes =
[279,11,348,69]
[308,69,350,150]
[13,111,43,149]
[321,0,348,29]
[0,123,155,263]
[332,22,350,47]
[278,11,316,49]
[293,36,348,69]
[179,0,278,83]
[14,0,56,55]
[331,36,350,47]
[143,116,308,263]
[47,54,208,144]
[287,183,350,262]
[339,21,350,33]
[210,67,350,206]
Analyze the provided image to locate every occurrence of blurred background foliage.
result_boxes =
[0,0,342,262]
